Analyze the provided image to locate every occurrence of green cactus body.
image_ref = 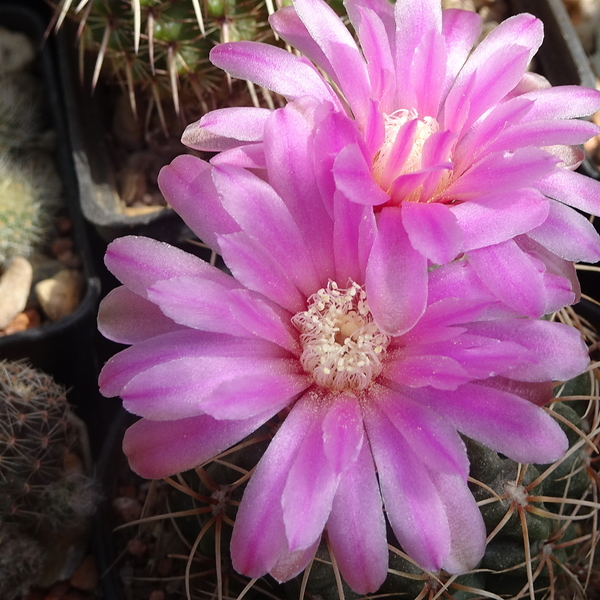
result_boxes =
[0,154,63,268]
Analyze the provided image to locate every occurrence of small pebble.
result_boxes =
[2,307,41,335]
[149,591,165,600]
[127,538,148,558]
[35,269,83,321]
[0,256,33,329]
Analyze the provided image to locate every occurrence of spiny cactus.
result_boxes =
[52,0,284,136]
[0,153,63,269]
[110,304,600,600]
[0,360,97,530]
[0,525,46,600]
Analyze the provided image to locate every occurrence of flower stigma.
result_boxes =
[292,281,390,391]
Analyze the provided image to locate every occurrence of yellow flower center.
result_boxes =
[292,281,390,391]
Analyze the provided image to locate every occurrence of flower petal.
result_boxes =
[366,207,428,336]
[123,412,271,479]
[327,438,388,594]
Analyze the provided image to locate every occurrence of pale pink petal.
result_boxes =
[123,412,272,479]
[321,394,364,474]
[104,235,236,298]
[450,189,549,252]
[364,402,450,572]
[157,155,239,252]
[464,319,589,382]
[213,164,322,296]
[209,41,340,105]
[264,103,336,281]
[366,207,428,336]
[375,384,469,478]
[467,239,546,317]
[401,201,463,265]
[443,148,558,201]
[99,330,287,399]
[231,394,318,577]
[227,288,298,354]
[394,0,442,109]
[269,541,320,583]
[528,199,600,262]
[429,470,486,574]
[210,143,267,170]
[294,0,371,122]
[181,107,271,151]
[520,86,600,121]
[147,276,246,335]
[410,383,568,464]
[411,29,447,118]
[327,440,388,594]
[218,232,306,313]
[282,407,340,551]
[97,286,184,344]
[441,8,481,97]
[333,142,390,206]
[120,355,305,420]
[537,168,600,216]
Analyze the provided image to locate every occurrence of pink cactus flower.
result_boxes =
[98,100,588,593]
[182,0,600,318]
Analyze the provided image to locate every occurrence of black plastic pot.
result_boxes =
[0,0,102,406]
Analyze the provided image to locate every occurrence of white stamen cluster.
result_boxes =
[292,281,390,391]
[372,108,440,185]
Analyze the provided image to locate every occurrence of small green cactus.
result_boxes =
[0,153,63,269]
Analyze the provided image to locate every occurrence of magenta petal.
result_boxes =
[537,168,600,216]
[147,276,244,335]
[97,286,184,344]
[227,288,298,353]
[411,29,447,118]
[123,412,270,479]
[209,41,339,105]
[364,402,450,572]
[219,232,306,313]
[520,85,600,121]
[158,155,239,252]
[450,189,549,252]
[402,201,463,265]
[384,353,469,390]
[375,385,469,478]
[210,143,267,170]
[99,330,287,399]
[269,7,335,78]
[104,235,236,298]
[264,103,336,281]
[366,207,428,336]
[269,541,319,583]
[441,8,481,94]
[333,142,390,206]
[429,470,486,574]
[294,0,371,123]
[465,319,589,382]
[528,199,600,262]
[321,394,364,474]
[282,404,340,551]
[415,383,568,464]
[213,164,322,296]
[467,240,546,318]
[231,394,317,577]
[120,355,304,420]
[327,439,388,594]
